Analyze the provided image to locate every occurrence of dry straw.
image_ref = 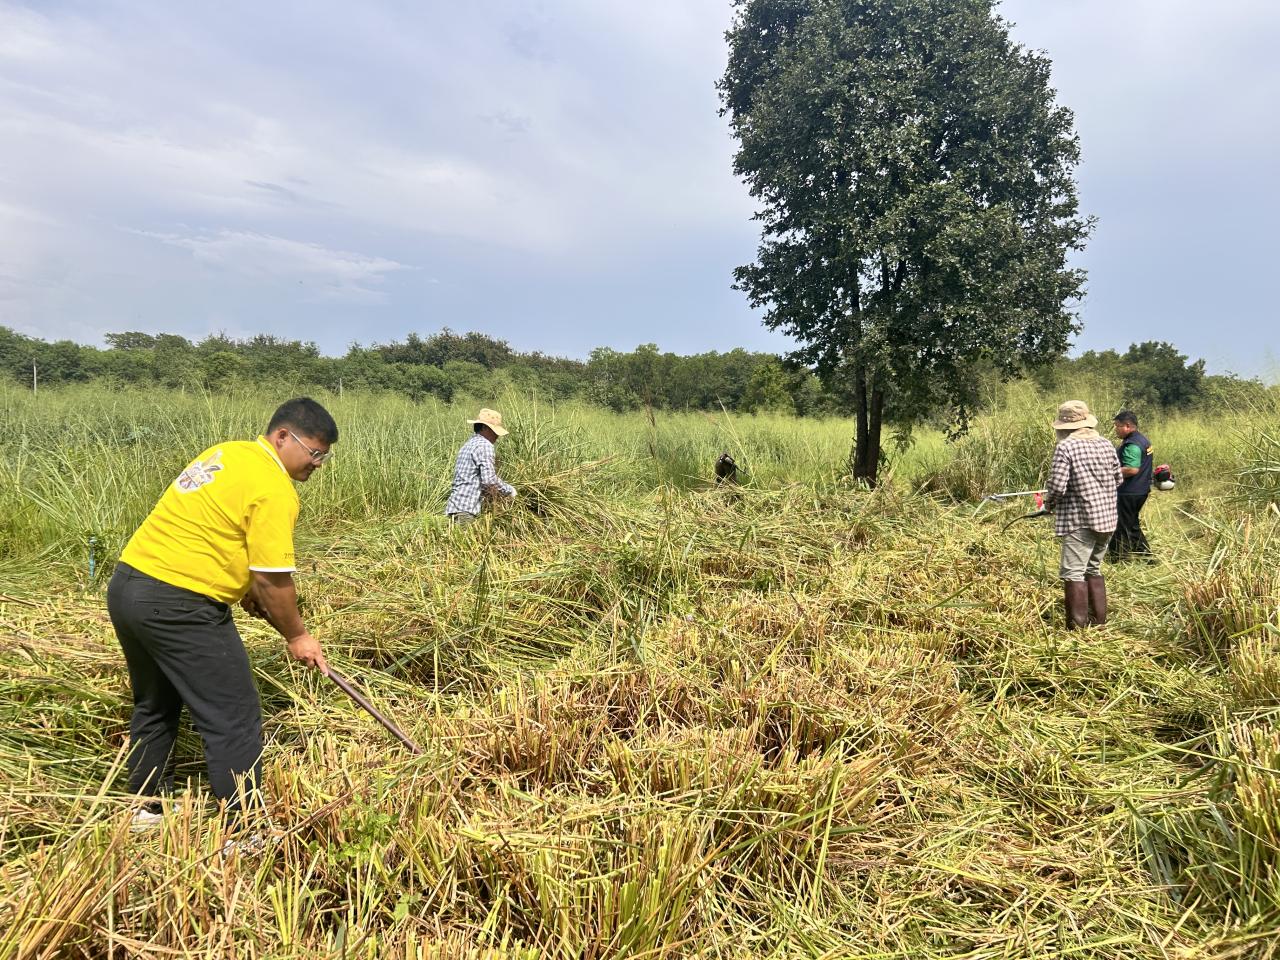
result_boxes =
[2,382,1280,956]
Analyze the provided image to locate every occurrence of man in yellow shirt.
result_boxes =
[108,397,336,822]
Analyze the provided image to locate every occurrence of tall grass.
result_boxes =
[0,384,866,575]
[4,378,1264,572]
[1175,513,1280,662]
[2,381,1280,956]
[1237,430,1280,507]
[909,379,1264,501]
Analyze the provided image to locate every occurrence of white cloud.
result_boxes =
[0,0,753,258]
[133,229,412,303]
[0,0,1275,367]
[0,5,63,62]
[0,193,64,309]
[0,196,58,228]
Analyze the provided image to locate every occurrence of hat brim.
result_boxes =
[468,419,509,436]
[1052,414,1098,430]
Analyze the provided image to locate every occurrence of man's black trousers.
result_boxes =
[107,563,263,813]
[1109,493,1151,558]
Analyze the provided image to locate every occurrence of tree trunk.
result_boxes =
[851,362,869,483]
[849,365,886,487]
[864,382,884,486]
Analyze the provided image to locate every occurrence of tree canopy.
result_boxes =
[720,0,1093,482]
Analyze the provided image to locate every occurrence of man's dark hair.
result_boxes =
[474,422,486,434]
[267,398,338,443]
[1113,409,1139,427]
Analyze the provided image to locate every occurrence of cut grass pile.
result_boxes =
[1,385,1279,957]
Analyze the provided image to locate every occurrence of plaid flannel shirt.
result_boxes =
[445,434,515,516]
[1044,435,1123,536]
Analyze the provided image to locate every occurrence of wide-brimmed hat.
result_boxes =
[1051,400,1098,431]
[468,408,509,436]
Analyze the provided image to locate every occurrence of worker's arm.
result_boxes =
[1119,442,1141,479]
[243,571,327,671]
[476,442,516,499]
[1043,447,1070,512]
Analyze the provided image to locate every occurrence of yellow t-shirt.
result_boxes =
[121,437,300,603]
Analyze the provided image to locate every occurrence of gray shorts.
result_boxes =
[448,512,477,527]
[1059,529,1112,581]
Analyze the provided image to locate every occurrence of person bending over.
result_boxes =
[445,408,516,525]
[108,398,336,825]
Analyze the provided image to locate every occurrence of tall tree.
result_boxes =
[720,0,1092,483]
[1121,341,1205,410]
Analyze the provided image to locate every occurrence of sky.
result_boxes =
[1,0,1277,374]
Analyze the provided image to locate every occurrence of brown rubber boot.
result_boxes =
[1063,581,1089,630]
[1085,574,1107,626]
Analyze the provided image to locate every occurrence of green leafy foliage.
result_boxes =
[1036,341,1210,412]
[720,0,1093,483]
[1,326,842,416]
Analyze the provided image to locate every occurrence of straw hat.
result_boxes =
[468,408,509,436]
[1051,400,1098,431]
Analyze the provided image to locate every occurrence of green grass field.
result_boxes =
[2,383,1279,958]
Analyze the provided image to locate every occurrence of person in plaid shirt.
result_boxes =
[445,408,516,525]
[1043,400,1123,629]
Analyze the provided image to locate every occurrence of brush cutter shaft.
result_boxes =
[983,488,1047,501]
[324,668,423,755]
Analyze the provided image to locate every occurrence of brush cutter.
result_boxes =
[323,667,423,755]
[982,488,1047,503]
[1001,507,1050,533]
[983,488,1047,528]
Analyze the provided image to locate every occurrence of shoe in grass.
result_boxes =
[130,801,181,831]
[220,821,284,858]
[130,808,165,831]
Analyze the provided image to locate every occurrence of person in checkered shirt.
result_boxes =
[1043,400,1123,629]
[445,408,516,525]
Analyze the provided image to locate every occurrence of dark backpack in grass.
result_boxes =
[715,453,739,485]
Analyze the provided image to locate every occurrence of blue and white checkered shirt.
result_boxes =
[445,434,515,516]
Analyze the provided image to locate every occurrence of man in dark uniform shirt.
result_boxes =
[1108,410,1153,560]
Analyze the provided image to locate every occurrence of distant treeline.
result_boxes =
[1032,341,1273,413]
[0,326,840,414]
[0,325,1267,418]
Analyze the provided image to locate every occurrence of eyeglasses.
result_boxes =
[289,431,334,464]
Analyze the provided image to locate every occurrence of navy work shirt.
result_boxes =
[1117,430,1153,496]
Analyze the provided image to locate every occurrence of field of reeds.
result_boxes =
[3,382,1280,959]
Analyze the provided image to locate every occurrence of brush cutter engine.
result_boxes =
[1154,464,1175,491]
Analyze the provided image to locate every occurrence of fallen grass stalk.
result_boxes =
[2,387,1280,955]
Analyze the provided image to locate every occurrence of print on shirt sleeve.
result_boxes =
[175,449,224,493]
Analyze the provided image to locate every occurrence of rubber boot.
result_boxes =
[1063,581,1089,630]
[1085,575,1107,626]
